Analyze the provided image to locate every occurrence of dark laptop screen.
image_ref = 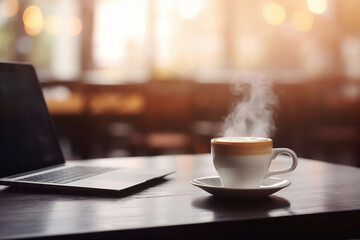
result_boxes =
[0,63,64,178]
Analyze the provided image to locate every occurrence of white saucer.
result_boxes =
[191,176,290,198]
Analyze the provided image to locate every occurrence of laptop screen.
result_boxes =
[0,62,64,178]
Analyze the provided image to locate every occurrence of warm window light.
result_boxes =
[23,5,43,36]
[45,15,62,35]
[0,0,19,18]
[238,36,263,66]
[178,0,203,19]
[292,11,313,32]
[307,0,327,14]
[263,3,286,26]
[69,17,82,36]
[93,0,146,66]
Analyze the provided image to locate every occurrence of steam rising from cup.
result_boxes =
[222,78,277,138]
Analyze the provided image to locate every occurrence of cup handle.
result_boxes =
[265,148,298,179]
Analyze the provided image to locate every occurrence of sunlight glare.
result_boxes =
[263,3,286,26]
[307,0,327,14]
[178,0,203,19]
[93,0,146,66]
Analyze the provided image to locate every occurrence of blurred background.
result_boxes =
[0,0,359,166]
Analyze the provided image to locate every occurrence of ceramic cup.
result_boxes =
[211,137,298,189]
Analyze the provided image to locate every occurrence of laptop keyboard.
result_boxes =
[17,166,117,184]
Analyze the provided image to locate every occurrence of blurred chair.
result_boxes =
[192,83,240,153]
[142,81,195,155]
[83,83,146,158]
[41,81,86,159]
[307,81,360,167]
[273,82,312,155]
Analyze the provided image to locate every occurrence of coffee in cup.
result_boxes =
[211,137,297,189]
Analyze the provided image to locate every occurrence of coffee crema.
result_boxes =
[211,137,272,155]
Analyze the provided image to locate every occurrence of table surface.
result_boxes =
[1,154,360,239]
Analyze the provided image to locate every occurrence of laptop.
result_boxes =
[0,62,174,194]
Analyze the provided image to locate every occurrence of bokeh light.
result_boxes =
[307,0,327,14]
[263,3,286,26]
[23,5,44,36]
[0,0,19,18]
[292,11,313,32]
[69,17,82,36]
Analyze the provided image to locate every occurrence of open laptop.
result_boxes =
[0,62,174,194]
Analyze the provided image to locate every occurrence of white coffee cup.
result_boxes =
[211,137,298,189]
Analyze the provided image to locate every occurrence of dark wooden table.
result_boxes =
[1,154,360,239]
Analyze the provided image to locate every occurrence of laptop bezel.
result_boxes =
[0,62,66,178]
